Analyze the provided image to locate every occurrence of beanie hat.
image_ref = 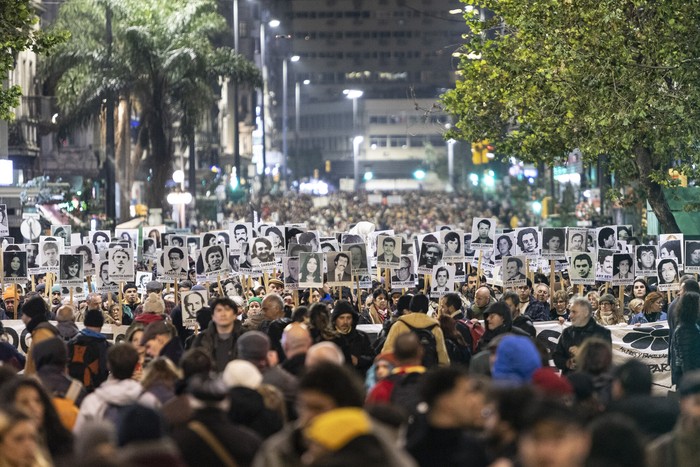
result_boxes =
[532,367,573,396]
[3,287,18,301]
[142,293,165,314]
[146,281,163,293]
[492,335,542,385]
[84,309,105,328]
[21,296,47,320]
[409,294,430,313]
[598,293,616,305]
[248,296,262,306]
[304,407,371,452]
[122,282,137,293]
[117,405,165,447]
[236,331,270,361]
[51,285,62,294]
[222,359,263,389]
[35,283,46,295]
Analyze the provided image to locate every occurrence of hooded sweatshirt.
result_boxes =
[331,306,374,375]
[73,376,144,434]
[491,335,542,385]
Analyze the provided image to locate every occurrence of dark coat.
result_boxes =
[405,414,489,467]
[160,337,184,365]
[671,323,700,384]
[552,318,611,373]
[191,320,242,372]
[331,308,375,376]
[171,407,262,467]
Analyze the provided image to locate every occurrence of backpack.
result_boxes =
[102,402,132,427]
[67,337,111,392]
[444,337,471,366]
[458,319,485,354]
[52,380,82,430]
[388,371,424,417]
[402,321,439,368]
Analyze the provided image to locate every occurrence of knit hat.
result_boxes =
[248,296,262,306]
[122,282,137,293]
[21,296,48,319]
[531,367,573,396]
[222,359,263,389]
[2,286,18,301]
[117,405,165,447]
[598,294,616,305]
[304,407,371,452]
[84,309,105,328]
[236,331,270,361]
[51,285,62,294]
[268,278,284,288]
[35,283,46,295]
[142,293,165,314]
[492,335,542,385]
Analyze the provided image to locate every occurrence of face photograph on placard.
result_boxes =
[196,244,228,275]
[657,258,680,289]
[115,229,137,247]
[265,226,285,253]
[297,231,320,253]
[597,226,617,250]
[0,204,7,235]
[26,243,39,269]
[108,247,134,282]
[284,256,300,285]
[464,233,476,258]
[320,238,339,253]
[595,249,614,281]
[391,255,416,285]
[494,233,514,261]
[146,226,164,249]
[417,242,443,273]
[586,230,597,253]
[161,246,187,276]
[326,252,353,286]
[612,253,635,284]
[685,241,700,271]
[97,260,118,289]
[342,243,368,276]
[91,230,111,253]
[502,256,527,285]
[441,230,463,262]
[659,234,683,263]
[470,218,495,249]
[230,222,252,248]
[136,271,152,293]
[617,225,633,242]
[377,235,402,268]
[299,252,323,288]
[542,228,566,258]
[3,251,26,282]
[182,290,208,327]
[430,264,455,297]
[635,245,658,273]
[52,225,71,247]
[59,254,83,284]
[201,232,217,248]
[515,228,540,256]
[72,244,96,276]
[40,241,61,268]
[169,235,186,248]
[570,252,595,283]
[250,237,276,266]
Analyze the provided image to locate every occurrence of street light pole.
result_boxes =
[344,89,364,191]
[448,139,456,190]
[282,55,299,189]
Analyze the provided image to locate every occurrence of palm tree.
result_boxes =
[42,0,261,213]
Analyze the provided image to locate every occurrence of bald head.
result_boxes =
[475,286,491,300]
[56,305,75,322]
[305,342,345,368]
[282,322,312,358]
[262,293,284,321]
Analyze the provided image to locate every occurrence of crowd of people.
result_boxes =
[0,252,697,467]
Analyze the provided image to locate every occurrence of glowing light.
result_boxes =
[414,169,426,180]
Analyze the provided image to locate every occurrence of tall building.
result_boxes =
[264,0,467,188]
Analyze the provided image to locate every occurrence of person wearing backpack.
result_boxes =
[381,294,449,367]
[33,337,86,430]
[67,309,111,392]
[73,343,143,434]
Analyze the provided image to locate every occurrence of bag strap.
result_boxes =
[188,420,238,467]
[65,379,82,403]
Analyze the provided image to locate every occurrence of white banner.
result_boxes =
[0,321,129,355]
[358,320,672,393]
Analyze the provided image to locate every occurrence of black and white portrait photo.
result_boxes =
[391,255,416,287]
[326,252,353,286]
[59,254,83,286]
[611,253,635,286]
[430,264,455,298]
[160,246,188,279]
[570,252,596,285]
[502,256,527,287]
[515,227,540,257]
[182,290,208,329]
[470,218,495,250]
[567,228,587,253]
[196,244,229,277]
[108,247,134,283]
[417,242,443,275]
[376,235,402,268]
[441,230,463,262]
[541,228,566,258]
[52,225,71,247]
[3,251,27,283]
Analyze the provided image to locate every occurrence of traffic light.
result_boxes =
[471,140,491,165]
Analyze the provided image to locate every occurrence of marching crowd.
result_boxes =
[0,254,697,467]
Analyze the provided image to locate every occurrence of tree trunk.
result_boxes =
[145,86,172,211]
[115,97,132,221]
[634,146,681,233]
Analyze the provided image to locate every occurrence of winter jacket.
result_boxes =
[73,377,144,433]
[25,321,59,375]
[671,323,700,385]
[552,318,611,373]
[381,313,450,366]
[647,420,700,467]
[56,321,80,342]
[525,300,551,322]
[331,306,375,376]
[405,414,489,467]
[191,320,242,372]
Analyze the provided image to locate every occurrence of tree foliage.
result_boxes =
[443,0,700,232]
[42,0,261,208]
[0,0,67,120]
